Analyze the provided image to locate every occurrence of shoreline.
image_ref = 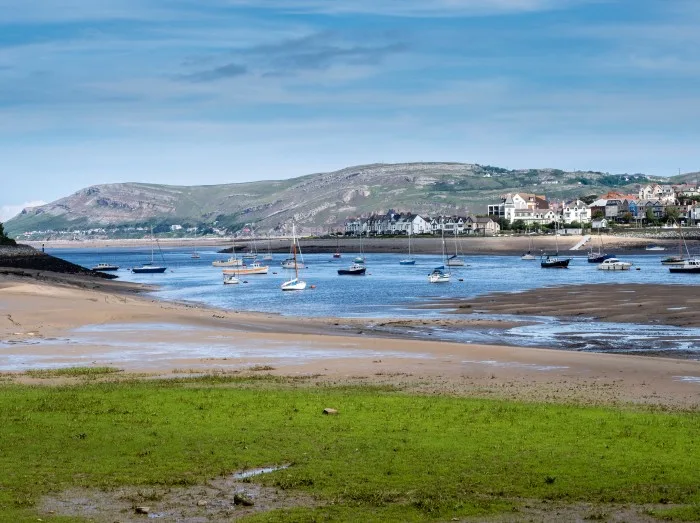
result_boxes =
[26,234,700,256]
[1,270,700,408]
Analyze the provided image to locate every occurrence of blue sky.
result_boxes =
[1,0,699,220]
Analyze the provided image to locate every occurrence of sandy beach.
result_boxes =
[2,271,699,409]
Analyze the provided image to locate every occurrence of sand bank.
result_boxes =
[2,272,700,408]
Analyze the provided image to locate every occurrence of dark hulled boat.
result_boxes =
[541,253,571,268]
[338,263,366,275]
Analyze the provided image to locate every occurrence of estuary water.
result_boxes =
[10,246,700,359]
[49,246,697,319]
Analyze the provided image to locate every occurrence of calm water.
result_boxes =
[50,246,697,319]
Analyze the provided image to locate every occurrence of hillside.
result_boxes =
[5,163,664,238]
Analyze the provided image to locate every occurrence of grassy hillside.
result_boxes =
[5,163,665,238]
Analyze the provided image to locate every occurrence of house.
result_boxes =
[561,199,591,224]
[465,216,500,236]
[636,199,665,221]
[488,192,549,224]
[591,218,609,230]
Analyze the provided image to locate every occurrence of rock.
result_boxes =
[322,408,338,415]
[134,506,150,514]
[233,493,254,506]
[197,500,208,507]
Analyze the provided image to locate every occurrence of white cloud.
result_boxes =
[0,201,46,222]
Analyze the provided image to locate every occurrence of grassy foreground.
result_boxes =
[1,375,699,522]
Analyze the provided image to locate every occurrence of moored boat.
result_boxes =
[92,262,119,271]
[669,258,700,273]
[222,262,269,276]
[597,258,632,271]
[213,256,244,267]
[281,223,307,291]
[132,226,167,274]
[223,273,240,284]
[428,266,450,283]
[338,263,366,275]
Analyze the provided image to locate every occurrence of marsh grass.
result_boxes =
[1,377,699,521]
[24,366,121,378]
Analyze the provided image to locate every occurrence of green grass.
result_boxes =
[24,366,121,378]
[1,376,699,521]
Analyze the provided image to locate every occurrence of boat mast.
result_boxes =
[150,225,155,263]
[292,224,299,280]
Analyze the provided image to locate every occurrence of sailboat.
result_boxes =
[281,224,307,291]
[661,222,686,265]
[354,235,366,264]
[333,234,342,259]
[281,229,306,269]
[668,227,700,273]
[521,226,536,260]
[400,228,416,265]
[243,232,258,260]
[262,235,273,261]
[587,227,613,263]
[540,222,571,268]
[445,227,464,266]
[428,229,450,283]
[191,227,200,259]
[213,236,243,267]
[132,226,167,273]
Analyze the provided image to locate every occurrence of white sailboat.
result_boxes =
[445,227,464,266]
[262,235,273,261]
[213,236,243,267]
[281,224,307,291]
[191,227,200,259]
[400,228,415,265]
[354,235,366,264]
[428,229,451,283]
[521,227,536,260]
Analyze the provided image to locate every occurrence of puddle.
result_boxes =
[674,376,700,383]
[75,323,203,333]
[667,307,688,311]
[462,360,569,372]
[232,464,290,480]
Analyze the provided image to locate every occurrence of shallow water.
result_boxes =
[50,246,698,319]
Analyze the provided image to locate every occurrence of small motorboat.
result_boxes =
[661,256,686,266]
[223,262,269,276]
[92,262,119,271]
[597,258,632,271]
[669,258,700,274]
[212,256,243,267]
[338,263,367,275]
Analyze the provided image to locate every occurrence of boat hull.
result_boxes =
[446,258,464,266]
[338,267,366,275]
[399,259,416,265]
[669,267,700,273]
[520,254,535,261]
[223,265,268,275]
[540,259,570,268]
[588,253,614,263]
[132,266,167,274]
[661,257,686,266]
[281,261,305,269]
[598,264,631,270]
[212,259,243,267]
[223,275,240,284]
[92,264,119,271]
[281,278,307,291]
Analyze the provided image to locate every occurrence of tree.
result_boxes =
[496,217,510,231]
[619,212,633,224]
[645,207,658,226]
[511,219,526,232]
[592,210,605,220]
[663,206,681,223]
[0,222,17,246]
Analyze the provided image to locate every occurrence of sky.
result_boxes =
[1,0,699,220]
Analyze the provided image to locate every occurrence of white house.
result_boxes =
[561,199,592,224]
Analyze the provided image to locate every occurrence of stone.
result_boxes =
[197,500,208,507]
[233,493,254,506]
[322,408,338,415]
[134,506,150,514]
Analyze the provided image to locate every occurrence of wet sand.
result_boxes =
[2,272,700,408]
[434,283,700,328]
